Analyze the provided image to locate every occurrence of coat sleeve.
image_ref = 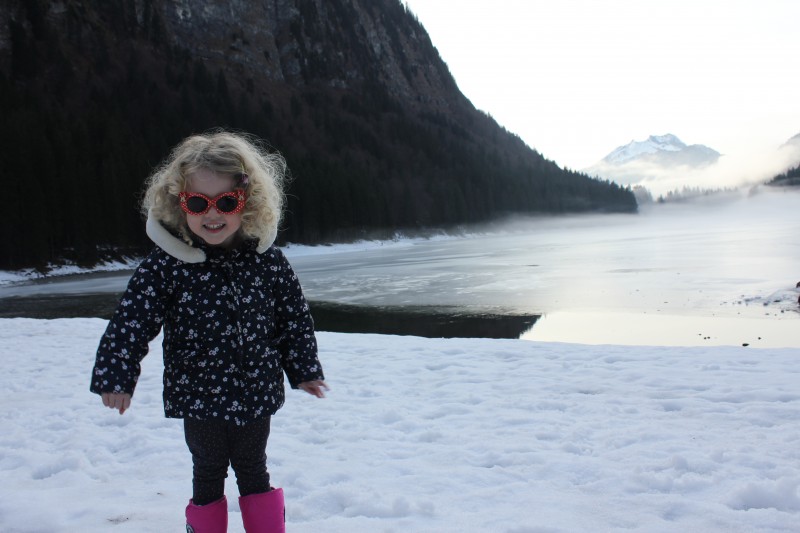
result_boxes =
[271,248,325,388]
[90,250,173,397]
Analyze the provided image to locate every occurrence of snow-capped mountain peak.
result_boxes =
[582,134,723,194]
[603,134,688,165]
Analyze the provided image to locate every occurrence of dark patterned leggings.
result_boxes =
[183,416,271,505]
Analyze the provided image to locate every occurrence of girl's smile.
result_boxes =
[184,168,244,248]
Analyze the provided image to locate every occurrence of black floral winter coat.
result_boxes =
[90,241,324,425]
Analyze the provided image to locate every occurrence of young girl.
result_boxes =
[90,130,327,533]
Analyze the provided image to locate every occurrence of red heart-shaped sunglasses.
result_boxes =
[178,190,247,215]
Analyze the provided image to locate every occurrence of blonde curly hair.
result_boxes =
[142,130,286,249]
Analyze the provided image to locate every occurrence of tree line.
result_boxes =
[767,164,800,187]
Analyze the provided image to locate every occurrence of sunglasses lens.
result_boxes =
[215,196,239,213]
[185,196,209,214]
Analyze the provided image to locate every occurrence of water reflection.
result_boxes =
[0,293,121,320]
[311,302,538,339]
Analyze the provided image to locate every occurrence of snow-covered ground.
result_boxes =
[0,257,141,286]
[1,318,798,532]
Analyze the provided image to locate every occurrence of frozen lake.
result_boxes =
[1,188,798,347]
[285,187,800,347]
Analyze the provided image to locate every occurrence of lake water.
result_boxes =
[1,188,798,347]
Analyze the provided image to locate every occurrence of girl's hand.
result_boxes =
[298,380,329,398]
[102,392,132,414]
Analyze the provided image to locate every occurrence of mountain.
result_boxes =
[781,132,800,147]
[584,134,721,191]
[768,132,800,187]
[779,132,800,157]
[0,0,636,269]
[601,134,721,167]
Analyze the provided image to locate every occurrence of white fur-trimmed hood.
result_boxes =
[145,208,274,263]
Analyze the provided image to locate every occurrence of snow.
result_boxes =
[1,318,798,532]
[603,134,688,165]
[282,234,452,257]
[0,257,141,287]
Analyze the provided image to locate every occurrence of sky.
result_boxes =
[401,0,800,175]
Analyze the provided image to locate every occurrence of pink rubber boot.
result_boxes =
[185,496,228,533]
[239,488,285,533]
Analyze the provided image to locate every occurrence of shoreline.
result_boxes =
[1,290,797,348]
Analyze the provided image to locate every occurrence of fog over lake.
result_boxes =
[2,188,798,347]
[286,187,799,347]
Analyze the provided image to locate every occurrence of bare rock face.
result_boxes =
[0,0,459,108]
[151,0,460,111]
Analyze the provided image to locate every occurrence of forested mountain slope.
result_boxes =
[0,0,635,269]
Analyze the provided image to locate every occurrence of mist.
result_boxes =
[585,140,800,197]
